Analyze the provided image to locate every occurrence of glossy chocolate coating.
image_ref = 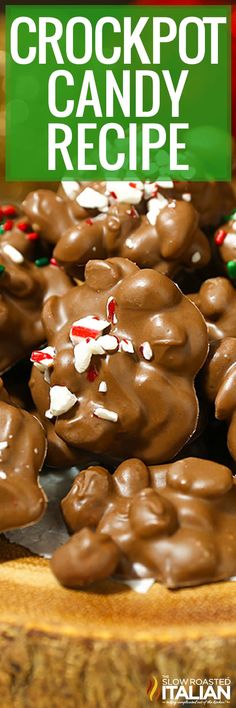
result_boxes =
[189,277,236,342]
[22,189,96,246]
[54,200,210,279]
[30,366,93,468]
[204,337,236,461]
[0,254,73,373]
[51,456,236,588]
[0,377,46,531]
[30,257,208,464]
[159,181,236,228]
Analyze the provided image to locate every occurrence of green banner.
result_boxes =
[6,5,231,181]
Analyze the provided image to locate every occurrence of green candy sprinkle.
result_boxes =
[35,257,49,268]
[0,264,5,275]
[0,226,4,235]
[228,210,236,222]
[226,260,236,279]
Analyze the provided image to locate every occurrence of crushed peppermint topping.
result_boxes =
[76,187,108,211]
[3,244,24,263]
[61,180,79,200]
[120,339,134,354]
[140,342,153,361]
[223,233,236,249]
[94,407,118,422]
[31,346,55,371]
[74,340,93,373]
[191,251,201,263]
[107,297,117,324]
[70,316,110,344]
[106,181,143,205]
[147,195,168,225]
[45,409,54,419]
[97,334,118,352]
[0,441,8,451]
[143,182,158,200]
[49,386,77,417]
[99,381,108,393]
[182,193,192,202]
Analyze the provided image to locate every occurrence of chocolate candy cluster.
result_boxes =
[1,175,236,592]
[51,457,236,589]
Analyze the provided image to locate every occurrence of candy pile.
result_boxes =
[1,175,236,591]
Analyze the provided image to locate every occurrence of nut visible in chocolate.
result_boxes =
[0,252,73,373]
[189,277,236,342]
[54,198,210,279]
[0,377,47,531]
[50,457,236,588]
[30,257,208,464]
[204,337,236,462]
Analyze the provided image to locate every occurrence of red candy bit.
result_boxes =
[71,325,99,340]
[50,257,59,267]
[17,221,29,232]
[110,191,117,199]
[214,229,227,246]
[152,184,159,198]
[107,297,117,324]
[87,366,98,382]
[26,231,39,241]
[31,351,53,363]
[85,218,93,225]
[129,182,137,188]
[3,220,13,231]
[1,205,16,217]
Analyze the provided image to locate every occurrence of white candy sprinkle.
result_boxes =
[76,187,108,211]
[168,200,176,208]
[45,409,54,420]
[97,335,118,352]
[0,441,8,451]
[89,339,105,355]
[0,471,6,480]
[223,233,236,249]
[94,407,118,422]
[74,341,93,373]
[141,342,153,361]
[120,339,134,354]
[143,181,157,199]
[182,192,191,202]
[3,244,24,263]
[191,251,201,263]
[61,180,80,199]
[107,181,143,205]
[99,381,108,393]
[49,386,77,417]
[146,195,168,225]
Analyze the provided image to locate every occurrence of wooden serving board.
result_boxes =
[0,535,236,708]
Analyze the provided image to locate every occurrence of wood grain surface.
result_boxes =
[0,535,236,707]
